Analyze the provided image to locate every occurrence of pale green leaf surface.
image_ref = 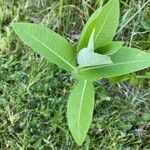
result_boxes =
[77,30,112,67]
[79,47,150,80]
[77,49,113,67]
[67,80,94,145]
[87,29,95,51]
[95,41,124,55]
[77,0,119,51]
[13,23,76,72]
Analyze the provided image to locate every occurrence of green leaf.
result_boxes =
[77,49,113,67]
[109,74,127,84]
[79,47,150,81]
[130,73,138,86]
[77,30,113,67]
[95,41,124,55]
[67,80,94,145]
[13,23,76,72]
[77,0,119,51]
[77,7,102,51]
[87,29,95,51]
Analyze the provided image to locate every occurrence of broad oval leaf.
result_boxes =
[77,0,119,51]
[67,80,94,145]
[79,47,150,81]
[13,23,76,72]
[95,41,124,55]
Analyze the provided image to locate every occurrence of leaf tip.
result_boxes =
[73,135,85,146]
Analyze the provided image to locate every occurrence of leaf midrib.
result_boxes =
[77,7,102,51]
[94,1,116,43]
[19,27,77,71]
[77,80,87,141]
[81,60,150,72]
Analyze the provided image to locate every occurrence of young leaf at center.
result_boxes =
[77,29,113,67]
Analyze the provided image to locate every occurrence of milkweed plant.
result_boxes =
[13,0,150,145]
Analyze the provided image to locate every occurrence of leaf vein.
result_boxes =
[94,1,116,43]
[81,60,150,72]
[77,80,87,141]
[19,28,77,71]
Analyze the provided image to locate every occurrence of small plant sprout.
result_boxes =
[13,0,150,145]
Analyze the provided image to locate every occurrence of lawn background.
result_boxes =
[0,0,150,149]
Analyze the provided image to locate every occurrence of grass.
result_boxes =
[0,0,150,149]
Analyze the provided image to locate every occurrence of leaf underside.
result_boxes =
[67,80,94,145]
[77,49,113,67]
[77,29,113,67]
